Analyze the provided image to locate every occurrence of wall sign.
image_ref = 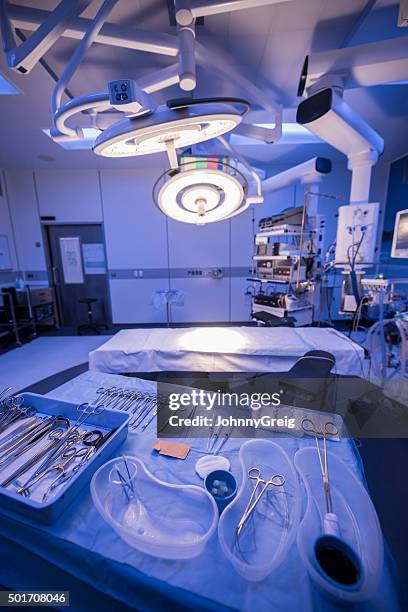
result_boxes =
[0,235,11,270]
[82,243,106,275]
[59,236,84,284]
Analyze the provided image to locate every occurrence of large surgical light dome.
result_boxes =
[93,99,247,158]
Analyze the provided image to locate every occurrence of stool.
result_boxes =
[77,298,103,335]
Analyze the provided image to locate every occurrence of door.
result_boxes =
[46,224,110,328]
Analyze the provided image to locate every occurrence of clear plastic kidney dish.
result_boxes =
[294,447,383,604]
[218,440,301,581]
[91,456,218,560]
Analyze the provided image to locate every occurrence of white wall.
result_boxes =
[6,170,46,274]
[35,169,102,223]
[0,170,18,275]
[2,161,389,324]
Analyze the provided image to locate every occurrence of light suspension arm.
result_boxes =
[261,157,332,193]
[175,0,196,92]
[51,66,181,142]
[51,0,119,118]
[176,0,293,24]
[6,3,178,57]
[218,135,263,204]
[2,0,91,74]
[51,92,111,141]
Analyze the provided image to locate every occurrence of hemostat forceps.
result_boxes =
[237,467,285,535]
[33,403,104,474]
[301,418,338,514]
[18,446,88,501]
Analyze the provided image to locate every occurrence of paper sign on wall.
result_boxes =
[0,235,11,270]
[59,236,84,284]
[82,243,106,275]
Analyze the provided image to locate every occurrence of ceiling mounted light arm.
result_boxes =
[234,114,283,144]
[6,4,179,57]
[51,0,118,141]
[2,0,91,74]
[52,92,111,141]
[51,0,119,119]
[138,64,180,94]
[175,0,196,92]
[217,134,263,204]
[298,37,408,96]
[176,0,293,23]
[297,88,383,204]
[0,1,16,53]
[261,157,332,193]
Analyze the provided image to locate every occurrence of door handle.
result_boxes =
[52,266,60,286]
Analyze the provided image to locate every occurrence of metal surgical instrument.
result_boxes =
[237,467,285,535]
[1,425,71,489]
[0,415,40,451]
[89,387,157,431]
[32,403,104,475]
[23,446,89,502]
[301,418,338,515]
[40,430,109,499]
[0,416,68,469]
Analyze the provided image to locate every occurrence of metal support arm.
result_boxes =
[176,0,293,24]
[2,0,91,74]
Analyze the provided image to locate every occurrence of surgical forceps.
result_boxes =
[40,430,107,499]
[129,395,156,429]
[0,416,48,460]
[0,397,36,434]
[33,403,104,474]
[1,424,71,489]
[0,415,39,450]
[20,446,89,501]
[0,416,67,469]
[237,467,285,535]
[301,418,338,514]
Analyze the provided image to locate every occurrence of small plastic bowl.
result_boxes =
[205,469,237,514]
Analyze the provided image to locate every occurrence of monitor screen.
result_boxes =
[391,209,408,258]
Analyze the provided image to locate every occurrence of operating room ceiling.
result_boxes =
[0,0,407,169]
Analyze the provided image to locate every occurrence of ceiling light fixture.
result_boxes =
[153,160,248,225]
[93,98,249,162]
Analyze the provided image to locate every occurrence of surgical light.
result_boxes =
[153,161,248,225]
[93,99,248,159]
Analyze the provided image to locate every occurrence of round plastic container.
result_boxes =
[91,456,218,560]
[218,440,301,581]
[294,447,384,605]
[205,469,237,513]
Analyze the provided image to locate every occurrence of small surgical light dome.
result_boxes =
[153,161,248,225]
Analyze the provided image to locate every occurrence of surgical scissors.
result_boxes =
[33,403,104,474]
[301,418,338,514]
[237,467,285,535]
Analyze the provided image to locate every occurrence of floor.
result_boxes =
[0,335,110,394]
